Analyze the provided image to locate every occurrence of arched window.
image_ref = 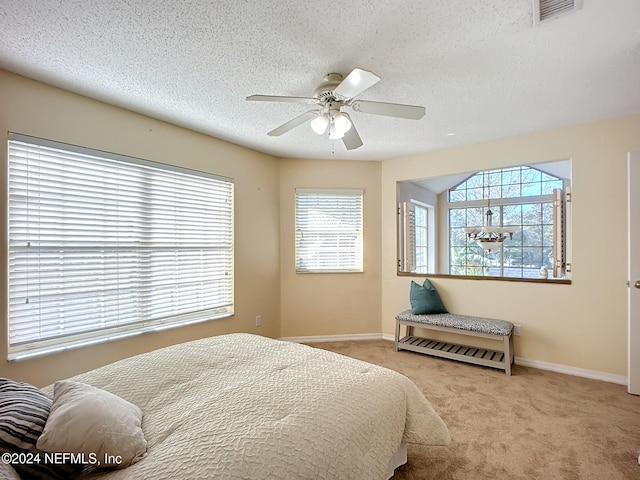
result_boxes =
[448,166,567,279]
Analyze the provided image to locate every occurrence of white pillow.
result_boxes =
[36,380,147,469]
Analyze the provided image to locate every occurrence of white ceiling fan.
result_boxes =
[246,68,426,151]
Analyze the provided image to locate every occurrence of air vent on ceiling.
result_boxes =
[533,0,583,25]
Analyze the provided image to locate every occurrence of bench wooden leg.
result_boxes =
[510,334,514,366]
[504,334,513,376]
[395,320,401,351]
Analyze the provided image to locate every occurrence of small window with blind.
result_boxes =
[295,188,363,273]
[7,133,234,360]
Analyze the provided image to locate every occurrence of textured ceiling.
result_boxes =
[1,0,639,161]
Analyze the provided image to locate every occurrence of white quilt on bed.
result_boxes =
[44,334,450,480]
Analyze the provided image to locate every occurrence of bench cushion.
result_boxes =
[395,310,513,336]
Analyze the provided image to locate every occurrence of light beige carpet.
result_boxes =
[310,339,640,480]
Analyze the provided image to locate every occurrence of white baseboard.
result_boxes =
[281,334,628,386]
[513,356,627,385]
[280,333,384,343]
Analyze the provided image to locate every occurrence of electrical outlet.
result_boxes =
[514,324,522,336]
[255,315,262,327]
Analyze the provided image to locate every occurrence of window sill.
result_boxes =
[296,270,364,274]
[8,312,234,362]
[397,272,571,285]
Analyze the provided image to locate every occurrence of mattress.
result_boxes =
[43,333,450,479]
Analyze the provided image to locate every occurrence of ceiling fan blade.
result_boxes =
[333,68,381,99]
[351,100,425,120]
[267,110,318,136]
[247,94,318,104]
[342,121,363,151]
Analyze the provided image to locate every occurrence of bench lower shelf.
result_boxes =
[397,335,510,373]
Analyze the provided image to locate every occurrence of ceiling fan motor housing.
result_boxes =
[313,73,344,101]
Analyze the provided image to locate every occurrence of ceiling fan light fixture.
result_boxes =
[328,123,345,139]
[332,111,352,135]
[310,113,329,135]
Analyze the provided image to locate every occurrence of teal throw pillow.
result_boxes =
[409,279,448,315]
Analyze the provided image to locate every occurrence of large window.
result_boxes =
[8,133,234,360]
[397,162,570,281]
[295,188,363,273]
[448,166,565,279]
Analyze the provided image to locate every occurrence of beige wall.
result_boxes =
[0,71,281,386]
[279,158,382,337]
[1,70,638,384]
[382,115,640,376]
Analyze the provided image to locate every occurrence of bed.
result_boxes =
[1,333,450,480]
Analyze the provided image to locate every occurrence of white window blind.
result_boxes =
[7,133,234,360]
[295,188,363,273]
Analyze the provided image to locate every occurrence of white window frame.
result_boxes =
[447,196,555,277]
[7,133,234,360]
[295,188,363,273]
[413,202,431,274]
[446,166,569,279]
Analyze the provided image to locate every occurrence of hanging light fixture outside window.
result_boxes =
[463,200,518,252]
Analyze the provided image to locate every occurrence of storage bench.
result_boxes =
[395,309,514,375]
